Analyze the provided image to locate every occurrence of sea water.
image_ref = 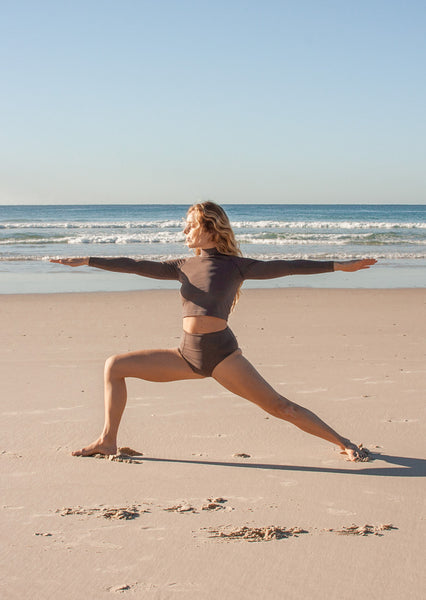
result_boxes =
[1,204,425,293]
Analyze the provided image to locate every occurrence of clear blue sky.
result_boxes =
[1,0,425,205]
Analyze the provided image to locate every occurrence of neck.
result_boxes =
[200,246,220,256]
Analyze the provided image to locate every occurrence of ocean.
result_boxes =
[1,204,425,293]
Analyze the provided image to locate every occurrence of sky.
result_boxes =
[1,0,425,205]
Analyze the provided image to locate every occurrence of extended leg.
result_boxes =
[72,348,203,456]
[212,350,368,461]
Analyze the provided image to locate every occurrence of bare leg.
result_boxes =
[72,348,203,456]
[212,350,368,462]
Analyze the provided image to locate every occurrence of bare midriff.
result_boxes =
[183,315,228,334]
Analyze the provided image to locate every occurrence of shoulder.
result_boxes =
[165,257,188,267]
[226,254,257,276]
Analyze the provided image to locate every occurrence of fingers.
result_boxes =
[50,258,71,265]
[358,258,377,270]
[343,258,377,272]
[49,258,87,267]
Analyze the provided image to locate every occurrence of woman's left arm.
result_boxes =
[333,258,377,272]
[239,257,377,280]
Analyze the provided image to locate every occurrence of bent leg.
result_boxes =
[73,348,204,456]
[212,350,367,461]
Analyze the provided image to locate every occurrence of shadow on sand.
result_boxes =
[118,452,426,478]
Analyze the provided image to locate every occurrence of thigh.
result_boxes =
[109,348,205,382]
[212,350,282,412]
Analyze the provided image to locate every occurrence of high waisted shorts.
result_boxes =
[178,327,239,377]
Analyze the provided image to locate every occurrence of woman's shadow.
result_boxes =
[135,452,426,477]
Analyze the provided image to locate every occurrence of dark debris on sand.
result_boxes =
[57,505,144,520]
[331,523,396,536]
[207,525,308,542]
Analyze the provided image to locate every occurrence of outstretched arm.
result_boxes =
[333,258,377,272]
[50,256,182,280]
[240,258,335,279]
[238,256,377,280]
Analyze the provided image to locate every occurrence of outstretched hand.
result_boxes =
[334,258,377,272]
[50,257,89,267]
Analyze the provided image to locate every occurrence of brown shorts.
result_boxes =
[178,327,239,377]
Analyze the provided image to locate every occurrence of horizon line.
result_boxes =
[1,202,425,207]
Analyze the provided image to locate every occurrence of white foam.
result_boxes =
[1,219,425,230]
[0,219,184,230]
[231,220,426,230]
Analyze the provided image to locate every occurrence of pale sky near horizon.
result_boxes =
[1,0,425,205]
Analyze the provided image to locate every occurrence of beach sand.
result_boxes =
[1,288,425,599]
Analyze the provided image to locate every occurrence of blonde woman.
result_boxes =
[51,202,376,461]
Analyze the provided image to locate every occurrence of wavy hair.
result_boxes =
[187,201,242,310]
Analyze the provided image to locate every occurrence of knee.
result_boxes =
[104,354,122,379]
[268,396,297,420]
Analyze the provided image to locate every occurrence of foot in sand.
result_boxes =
[340,441,370,462]
[72,437,117,457]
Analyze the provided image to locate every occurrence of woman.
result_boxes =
[51,202,376,461]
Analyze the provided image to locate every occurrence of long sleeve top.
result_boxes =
[89,248,334,319]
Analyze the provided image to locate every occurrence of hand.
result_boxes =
[50,257,89,267]
[334,258,377,272]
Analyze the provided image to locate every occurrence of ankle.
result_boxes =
[100,431,116,445]
[337,437,350,450]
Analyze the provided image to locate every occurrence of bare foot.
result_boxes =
[72,437,117,457]
[340,441,370,462]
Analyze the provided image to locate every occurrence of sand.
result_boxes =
[1,288,425,599]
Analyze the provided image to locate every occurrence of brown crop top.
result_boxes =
[88,248,334,320]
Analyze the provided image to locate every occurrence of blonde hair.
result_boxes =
[187,201,242,311]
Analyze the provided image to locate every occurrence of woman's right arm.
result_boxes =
[50,256,182,280]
